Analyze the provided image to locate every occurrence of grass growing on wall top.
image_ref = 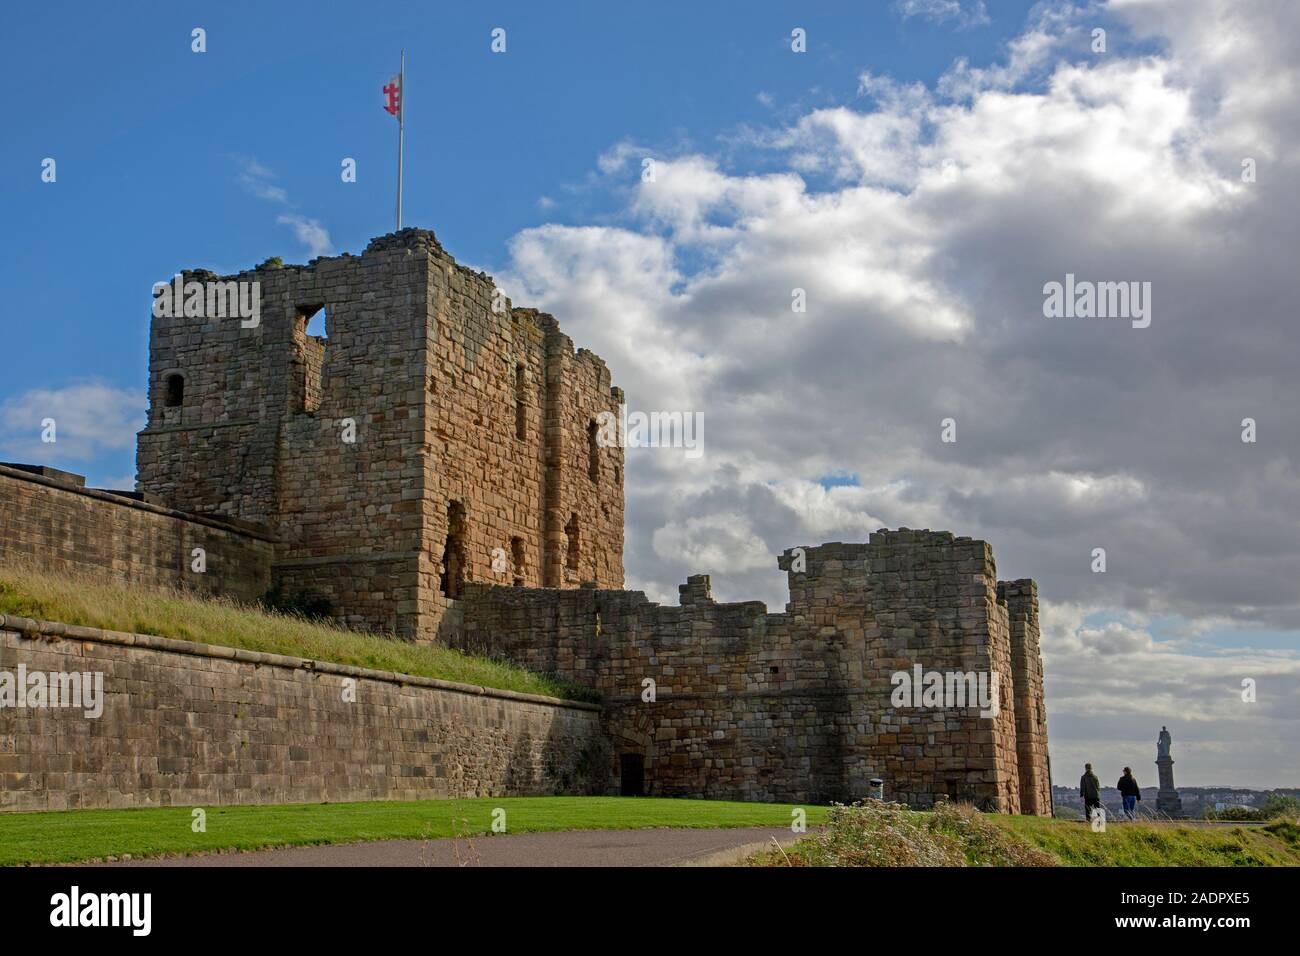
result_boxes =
[0,797,831,866]
[0,565,593,701]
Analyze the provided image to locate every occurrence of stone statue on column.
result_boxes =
[1155,725,1183,817]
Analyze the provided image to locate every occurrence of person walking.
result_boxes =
[1117,766,1142,820]
[1080,763,1102,821]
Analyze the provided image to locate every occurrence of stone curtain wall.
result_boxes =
[0,616,607,813]
[136,228,623,641]
[0,464,272,601]
[453,530,1051,813]
[456,580,860,804]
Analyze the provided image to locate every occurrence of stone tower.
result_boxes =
[136,228,625,640]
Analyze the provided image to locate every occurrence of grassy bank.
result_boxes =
[749,800,1056,866]
[997,814,1300,866]
[0,797,830,866]
[0,566,592,701]
[750,801,1300,867]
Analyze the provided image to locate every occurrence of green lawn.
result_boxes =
[7,796,1295,868]
[0,796,830,866]
[0,566,593,701]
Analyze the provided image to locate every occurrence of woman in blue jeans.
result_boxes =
[1117,767,1142,819]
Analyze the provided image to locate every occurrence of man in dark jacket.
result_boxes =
[1117,767,1142,820]
[1080,763,1102,821]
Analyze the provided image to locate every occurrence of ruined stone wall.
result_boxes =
[0,464,271,601]
[545,334,625,590]
[454,578,856,803]
[1001,579,1052,815]
[135,228,624,640]
[138,246,433,637]
[452,530,1047,812]
[270,244,431,638]
[0,617,607,813]
[416,257,551,638]
[136,271,279,525]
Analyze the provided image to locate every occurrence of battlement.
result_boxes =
[449,529,1050,810]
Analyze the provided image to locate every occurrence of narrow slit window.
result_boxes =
[296,305,327,413]
[515,363,527,440]
[440,501,467,598]
[510,536,526,587]
[565,513,580,571]
[164,374,184,408]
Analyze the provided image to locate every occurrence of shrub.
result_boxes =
[1261,793,1300,820]
[1205,805,1268,822]
[789,800,1057,867]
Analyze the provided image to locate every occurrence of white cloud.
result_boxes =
[498,0,1300,783]
[596,141,650,176]
[276,214,332,258]
[237,158,288,203]
[237,157,333,258]
[768,480,886,537]
[0,382,144,465]
[895,0,991,29]
[652,513,773,573]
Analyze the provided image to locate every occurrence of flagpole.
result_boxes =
[396,49,404,231]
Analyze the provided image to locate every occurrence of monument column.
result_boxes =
[1155,725,1183,817]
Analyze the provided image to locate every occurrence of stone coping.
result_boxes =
[0,614,600,713]
[0,463,275,542]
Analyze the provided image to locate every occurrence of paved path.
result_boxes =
[106,827,800,867]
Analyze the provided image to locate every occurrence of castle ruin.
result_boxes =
[135,229,625,641]
[0,227,1051,813]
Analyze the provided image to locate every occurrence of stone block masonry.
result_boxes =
[999,579,1051,816]
[0,225,1052,814]
[451,529,1052,813]
[0,463,272,601]
[134,228,624,641]
[0,616,607,813]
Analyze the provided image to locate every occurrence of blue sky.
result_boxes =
[4,0,1299,786]
[0,0,1044,487]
